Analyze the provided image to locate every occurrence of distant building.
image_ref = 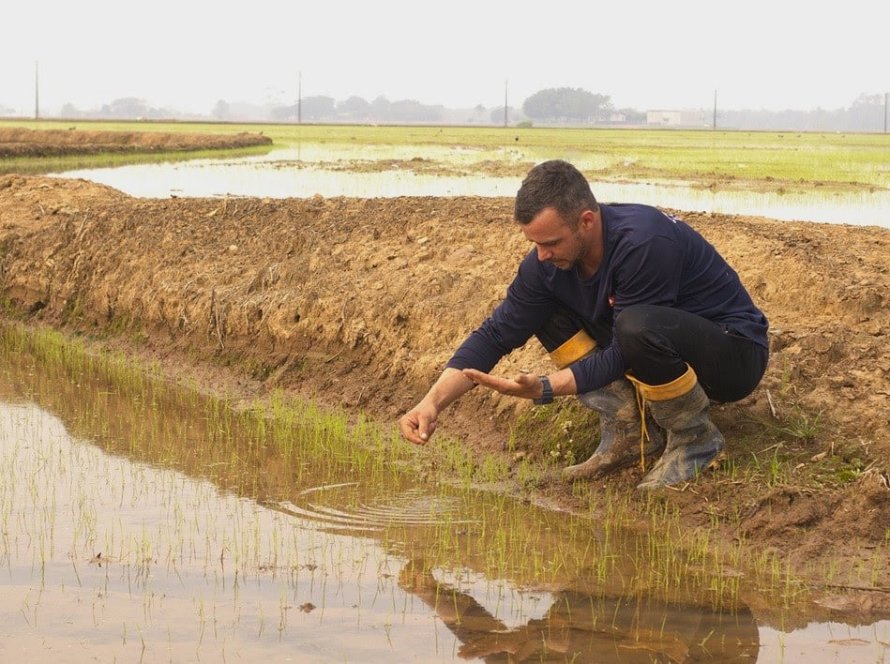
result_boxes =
[646,109,708,127]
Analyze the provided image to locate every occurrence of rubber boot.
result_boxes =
[533,307,664,481]
[562,378,665,481]
[631,365,725,490]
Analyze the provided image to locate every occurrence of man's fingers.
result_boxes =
[399,411,437,445]
[514,372,538,388]
[463,369,509,391]
[399,414,424,445]
[462,368,484,384]
[462,368,502,387]
[415,413,436,441]
[462,368,543,399]
[462,368,533,397]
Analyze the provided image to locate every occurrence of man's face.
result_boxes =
[520,207,588,270]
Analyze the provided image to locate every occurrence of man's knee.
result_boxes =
[615,306,684,376]
[615,307,646,343]
[614,306,655,350]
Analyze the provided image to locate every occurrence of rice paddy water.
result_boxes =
[56,145,890,229]
[0,326,887,662]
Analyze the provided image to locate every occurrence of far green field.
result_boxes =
[2,119,888,192]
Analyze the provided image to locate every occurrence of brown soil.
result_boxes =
[0,173,888,617]
[0,127,272,158]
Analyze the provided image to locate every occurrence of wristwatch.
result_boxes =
[533,375,554,405]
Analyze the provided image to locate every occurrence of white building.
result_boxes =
[646,110,709,127]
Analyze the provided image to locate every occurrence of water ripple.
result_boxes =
[262,483,477,533]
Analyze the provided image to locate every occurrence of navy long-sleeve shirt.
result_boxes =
[446,204,769,394]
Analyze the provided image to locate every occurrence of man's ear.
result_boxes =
[578,208,598,231]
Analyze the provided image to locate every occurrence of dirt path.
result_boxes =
[1,173,888,616]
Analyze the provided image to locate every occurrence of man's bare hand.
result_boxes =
[398,368,479,446]
[399,404,438,445]
[462,369,544,401]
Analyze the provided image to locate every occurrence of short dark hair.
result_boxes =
[514,160,598,225]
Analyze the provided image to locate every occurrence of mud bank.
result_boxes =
[1,174,888,613]
[0,127,272,158]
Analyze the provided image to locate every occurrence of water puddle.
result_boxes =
[55,145,890,228]
[0,326,887,662]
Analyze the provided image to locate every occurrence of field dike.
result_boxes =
[1,173,888,615]
[0,126,272,157]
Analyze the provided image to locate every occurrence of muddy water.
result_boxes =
[56,145,890,228]
[0,331,887,663]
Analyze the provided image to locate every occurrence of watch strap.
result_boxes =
[533,375,554,405]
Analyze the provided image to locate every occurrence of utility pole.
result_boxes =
[503,79,508,128]
[712,89,717,129]
[884,92,890,134]
[297,70,302,124]
[34,60,40,120]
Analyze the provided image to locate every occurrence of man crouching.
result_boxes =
[399,160,768,489]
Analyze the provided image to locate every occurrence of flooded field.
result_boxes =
[0,324,887,662]
[57,145,890,229]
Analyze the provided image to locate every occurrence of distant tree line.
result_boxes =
[265,95,448,124]
[718,94,888,133]
[60,97,177,120]
[522,87,613,122]
[26,89,888,133]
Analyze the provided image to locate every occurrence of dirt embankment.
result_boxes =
[0,174,888,610]
[0,127,272,158]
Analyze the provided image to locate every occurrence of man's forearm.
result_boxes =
[420,367,478,412]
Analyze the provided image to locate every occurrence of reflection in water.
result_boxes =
[400,559,760,662]
[0,326,887,662]
[55,146,890,228]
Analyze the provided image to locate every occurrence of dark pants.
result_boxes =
[615,305,768,403]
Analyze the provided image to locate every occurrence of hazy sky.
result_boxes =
[2,0,887,115]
